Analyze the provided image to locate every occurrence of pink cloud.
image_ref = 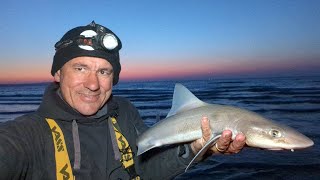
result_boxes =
[1,56,319,84]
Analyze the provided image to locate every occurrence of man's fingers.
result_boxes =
[215,130,232,151]
[194,118,247,156]
[190,116,212,155]
[201,116,211,142]
[227,133,246,153]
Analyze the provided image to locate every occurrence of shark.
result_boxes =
[136,83,314,171]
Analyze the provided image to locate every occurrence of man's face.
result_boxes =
[54,56,114,116]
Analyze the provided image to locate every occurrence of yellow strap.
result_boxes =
[46,118,74,180]
[110,117,134,168]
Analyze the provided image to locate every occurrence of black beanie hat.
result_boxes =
[52,21,122,85]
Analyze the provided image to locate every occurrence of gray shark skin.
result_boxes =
[136,84,314,170]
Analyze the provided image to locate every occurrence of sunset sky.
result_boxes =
[1,0,319,84]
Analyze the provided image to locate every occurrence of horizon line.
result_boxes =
[1,73,319,86]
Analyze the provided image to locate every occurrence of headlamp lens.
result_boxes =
[102,34,118,50]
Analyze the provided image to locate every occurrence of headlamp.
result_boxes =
[76,32,119,51]
[55,23,120,52]
[101,34,118,50]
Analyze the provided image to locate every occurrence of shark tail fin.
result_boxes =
[185,134,222,172]
[137,139,159,156]
[137,145,153,156]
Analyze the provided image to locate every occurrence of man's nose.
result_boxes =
[84,71,100,91]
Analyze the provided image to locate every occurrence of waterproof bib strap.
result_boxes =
[46,118,74,180]
[110,117,140,180]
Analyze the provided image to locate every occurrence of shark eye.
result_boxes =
[269,129,281,138]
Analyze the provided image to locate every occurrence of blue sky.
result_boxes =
[1,0,319,83]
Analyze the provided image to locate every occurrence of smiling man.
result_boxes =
[0,21,245,180]
[55,57,114,116]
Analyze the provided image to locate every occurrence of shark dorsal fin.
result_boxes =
[166,83,207,118]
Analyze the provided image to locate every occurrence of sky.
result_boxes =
[0,0,319,84]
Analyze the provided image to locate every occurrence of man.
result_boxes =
[0,21,245,180]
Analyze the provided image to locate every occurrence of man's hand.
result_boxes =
[190,116,246,158]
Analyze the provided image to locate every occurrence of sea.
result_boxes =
[0,76,319,179]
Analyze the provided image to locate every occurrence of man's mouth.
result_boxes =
[80,93,100,102]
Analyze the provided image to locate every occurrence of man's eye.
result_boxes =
[100,70,113,76]
[75,67,84,71]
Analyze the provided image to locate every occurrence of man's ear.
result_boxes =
[54,70,61,82]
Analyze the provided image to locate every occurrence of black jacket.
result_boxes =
[0,83,194,180]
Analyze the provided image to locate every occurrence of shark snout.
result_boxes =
[286,134,314,149]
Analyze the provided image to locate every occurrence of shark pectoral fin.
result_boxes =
[185,134,222,172]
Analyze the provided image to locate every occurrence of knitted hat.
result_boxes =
[51,21,122,85]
